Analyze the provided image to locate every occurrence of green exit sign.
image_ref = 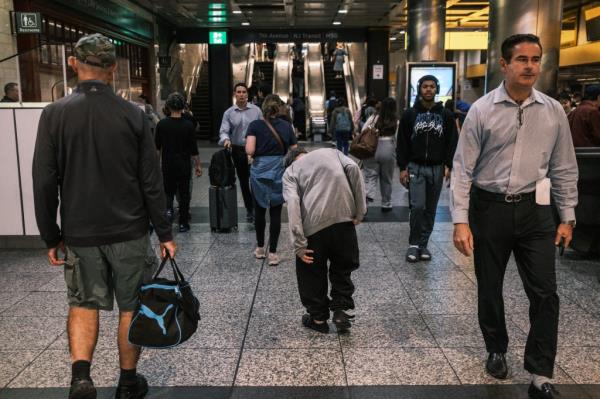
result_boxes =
[209,3,225,9]
[209,10,226,16]
[209,31,227,44]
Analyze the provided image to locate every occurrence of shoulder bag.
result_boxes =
[350,115,379,160]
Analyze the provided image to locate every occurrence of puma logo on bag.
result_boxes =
[139,304,174,335]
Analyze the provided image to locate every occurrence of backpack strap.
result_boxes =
[264,119,285,153]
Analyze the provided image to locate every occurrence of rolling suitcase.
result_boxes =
[209,185,238,232]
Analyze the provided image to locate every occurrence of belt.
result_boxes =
[472,186,535,203]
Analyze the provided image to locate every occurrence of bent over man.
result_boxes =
[33,34,176,399]
[451,34,578,399]
[283,148,366,334]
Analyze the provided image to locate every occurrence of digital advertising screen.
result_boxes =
[406,62,457,107]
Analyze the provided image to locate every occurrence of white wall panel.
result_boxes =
[0,109,23,235]
[15,108,44,236]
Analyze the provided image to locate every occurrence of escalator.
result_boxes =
[304,43,327,140]
[190,61,210,139]
[272,43,293,102]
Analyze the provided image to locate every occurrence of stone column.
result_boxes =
[486,0,563,96]
[407,0,446,62]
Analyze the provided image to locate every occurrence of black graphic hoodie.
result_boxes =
[396,100,458,170]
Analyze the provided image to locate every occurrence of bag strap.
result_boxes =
[152,254,186,283]
[264,119,285,153]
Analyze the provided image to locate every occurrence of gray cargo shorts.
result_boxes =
[64,234,158,311]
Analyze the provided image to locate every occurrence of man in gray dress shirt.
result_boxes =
[219,82,262,222]
[451,34,578,399]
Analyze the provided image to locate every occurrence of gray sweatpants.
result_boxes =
[362,137,396,208]
[408,162,444,247]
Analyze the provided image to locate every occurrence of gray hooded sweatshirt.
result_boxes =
[282,148,367,258]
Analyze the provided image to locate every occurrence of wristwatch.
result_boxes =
[562,220,576,227]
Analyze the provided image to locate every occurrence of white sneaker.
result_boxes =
[268,253,280,266]
[254,247,266,259]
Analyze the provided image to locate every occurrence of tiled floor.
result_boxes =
[1,143,599,399]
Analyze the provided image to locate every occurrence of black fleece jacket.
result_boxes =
[33,80,172,248]
[396,101,458,170]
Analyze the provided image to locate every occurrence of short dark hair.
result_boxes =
[166,92,185,112]
[259,83,272,96]
[4,82,17,94]
[336,97,347,107]
[583,85,600,101]
[233,82,248,92]
[283,147,308,168]
[501,34,542,62]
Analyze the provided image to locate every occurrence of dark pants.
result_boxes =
[408,162,444,247]
[163,162,191,225]
[335,130,351,155]
[231,145,253,214]
[470,187,558,378]
[255,203,283,253]
[296,222,359,321]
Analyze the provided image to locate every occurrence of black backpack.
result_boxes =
[209,149,236,187]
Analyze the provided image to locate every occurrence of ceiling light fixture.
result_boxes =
[333,21,341,25]
[233,10,242,14]
[338,9,348,14]
[242,22,250,25]
[390,37,397,41]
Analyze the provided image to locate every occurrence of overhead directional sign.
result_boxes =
[209,31,227,45]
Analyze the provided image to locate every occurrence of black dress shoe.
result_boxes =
[69,377,96,399]
[486,352,508,379]
[115,374,149,399]
[528,382,560,399]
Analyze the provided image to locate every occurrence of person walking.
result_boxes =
[282,148,367,333]
[328,97,354,155]
[155,92,202,232]
[32,33,176,399]
[219,82,262,222]
[362,97,400,211]
[397,75,458,262]
[451,34,578,399]
[246,94,298,266]
[567,84,600,147]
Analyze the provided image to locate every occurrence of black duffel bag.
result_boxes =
[128,254,200,348]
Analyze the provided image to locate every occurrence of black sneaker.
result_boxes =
[179,223,190,233]
[332,310,355,333]
[115,374,149,399]
[246,212,255,223]
[69,377,96,399]
[528,382,560,399]
[301,314,329,334]
[419,247,432,261]
[406,247,419,263]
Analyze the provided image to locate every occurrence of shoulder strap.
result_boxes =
[264,119,285,153]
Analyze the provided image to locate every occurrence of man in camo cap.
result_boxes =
[73,33,117,68]
[33,33,176,399]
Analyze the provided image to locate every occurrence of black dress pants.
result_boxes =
[296,222,359,321]
[470,188,558,378]
[231,145,253,214]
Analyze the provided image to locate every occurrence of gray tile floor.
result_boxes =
[1,143,599,398]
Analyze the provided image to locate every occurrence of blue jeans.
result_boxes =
[335,130,350,155]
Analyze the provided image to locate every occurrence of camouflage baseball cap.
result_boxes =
[74,33,116,68]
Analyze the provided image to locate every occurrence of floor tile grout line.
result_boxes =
[228,234,269,392]
[3,317,67,389]
[373,224,465,385]
[336,331,353,399]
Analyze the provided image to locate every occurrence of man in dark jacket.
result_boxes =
[32,34,176,399]
[397,75,458,262]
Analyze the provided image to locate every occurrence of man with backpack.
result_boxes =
[219,82,262,222]
[396,75,458,263]
[328,98,354,155]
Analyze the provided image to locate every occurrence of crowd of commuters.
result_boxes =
[28,31,592,399]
